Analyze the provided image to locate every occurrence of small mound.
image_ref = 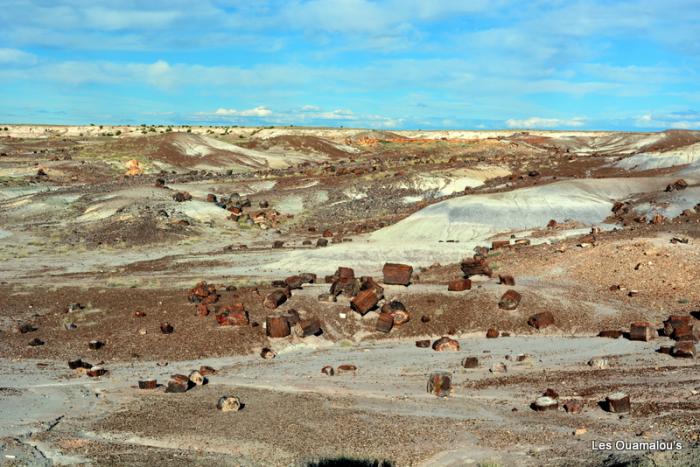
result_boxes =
[247,135,357,158]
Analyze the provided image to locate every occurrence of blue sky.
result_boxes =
[1,0,700,130]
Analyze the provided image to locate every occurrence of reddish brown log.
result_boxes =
[350,289,379,315]
[266,315,291,338]
[498,290,521,310]
[375,313,394,333]
[263,290,288,309]
[382,263,413,285]
[447,279,472,291]
[629,322,656,341]
[462,357,478,368]
[528,312,555,329]
[605,392,631,413]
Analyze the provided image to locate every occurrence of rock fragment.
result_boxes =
[266,315,291,338]
[533,396,558,412]
[498,275,515,286]
[528,311,554,329]
[447,279,471,291]
[382,263,413,285]
[605,392,631,413]
[260,348,276,359]
[264,290,288,309]
[498,290,521,310]
[217,395,241,412]
[138,380,157,390]
[427,371,452,397]
[350,289,379,315]
[486,328,499,338]
[375,313,394,333]
[588,357,610,369]
[629,322,656,341]
[321,365,335,376]
[160,323,174,334]
[672,341,696,358]
[432,336,460,352]
[415,339,431,348]
[461,257,492,277]
[462,357,479,368]
[336,364,357,374]
[598,330,623,339]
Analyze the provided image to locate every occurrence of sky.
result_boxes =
[1,0,700,130]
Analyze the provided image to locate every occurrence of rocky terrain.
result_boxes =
[0,125,699,466]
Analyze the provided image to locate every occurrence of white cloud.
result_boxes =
[211,106,273,117]
[0,48,37,65]
[505,117,587,128]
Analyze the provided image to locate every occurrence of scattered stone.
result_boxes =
[588,357,609,369]
[206,193,217,203]
[138,380,157,390]
[491,240,510,250]
[564,400,584,414]
[533,396,558,412]
[165,374,190,393]
[490,362,507,373]
[217,395,241,412]
[285,275,304,290]
[420,315,430,323]
[598,330,623,339]
[199,366,216,376]
[28,338,44,347]
[375,313,394,333]
[68,359,92,370]
[336,364,357,374]
[272,240,284,249]
[498,275,515,286]
[629,322,656,341]
[486,328,499,338]
[88,340,104,350]
[447,278,471,291]
[260,348,276,359]
[266,315,291,338]
[382,263,413,285]
[316,238,328,247]
[665,179,688,192]
[462,357,479,368]
[160,323,174,334]
[321,365,335,376]
[86,366,107,378]
[461,257,492,277]
[14,323,36,334]
[605,392,631,413]
[189,370,205,386]
[672,341,696,358]
[299,273,317,284]
[64,322,77,331]
[427,371,452,397]
[322,229,333,237]
[416,339,431,348]
[658,346,673,355]
[574,427,588,436]
[134,310,146,318]
[172,191,192,202]
[527,310,554,329]
[263,290,288,309]
[543,388,559,399]
[499,290,522,310]
[350,289,379,315]
[432,336,460,351]
[298,318,323,337]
